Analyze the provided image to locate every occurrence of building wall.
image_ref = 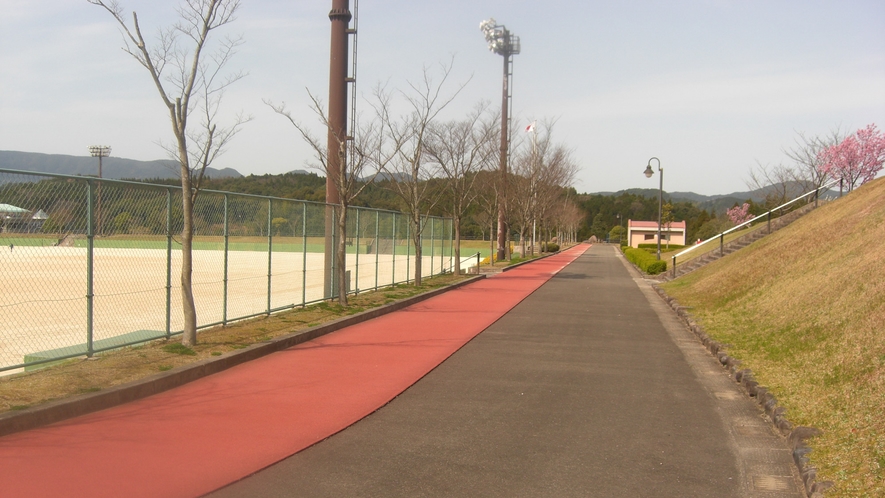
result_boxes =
[628,229,686,248]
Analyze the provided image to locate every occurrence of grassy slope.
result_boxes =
[661,177,885,497]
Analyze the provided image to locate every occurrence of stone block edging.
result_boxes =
[0,275,486,438]
[651,284,834,498]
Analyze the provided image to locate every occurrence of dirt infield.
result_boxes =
[0,244,457,372]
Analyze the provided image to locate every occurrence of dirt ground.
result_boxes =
[0,274,469,414]
[0,244,455,370]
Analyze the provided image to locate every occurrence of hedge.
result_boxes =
[637,243,686,251]
[624,247,668,275]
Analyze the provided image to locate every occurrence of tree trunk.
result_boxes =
[179,166,198,346]
[336,203,348,305]
[489,219,495,264]
[519,227,526,258]
[412,212,422,286]
[453,215,461,276]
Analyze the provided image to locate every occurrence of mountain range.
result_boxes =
[0,150,242,181]
[2,150,813,212]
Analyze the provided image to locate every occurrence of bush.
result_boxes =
[543,242,559,252]
[624,247,668,275]
[647,260,667,275]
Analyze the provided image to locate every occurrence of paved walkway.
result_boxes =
[209,245,804,497]
[0,244,803,497]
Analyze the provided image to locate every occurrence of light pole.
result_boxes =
[88,145,111,237]
[643,157,662,260]
[480,18,520,262]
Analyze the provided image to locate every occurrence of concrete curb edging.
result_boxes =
[0,275,486,438]
[651,284,834,498]
[500,250,559,272]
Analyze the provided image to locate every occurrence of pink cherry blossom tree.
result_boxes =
[818,124,885,191]
[727,203,753,226]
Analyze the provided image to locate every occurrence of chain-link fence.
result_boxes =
[0,168,453,373]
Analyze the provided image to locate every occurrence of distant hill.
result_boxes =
[0,151,242,180]
[589,183,837,215]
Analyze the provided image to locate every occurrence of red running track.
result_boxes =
[0,245,588,498]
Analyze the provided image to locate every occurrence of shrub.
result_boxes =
[543,242,560,252]
[647,260,667,275]
[624,247,668,275]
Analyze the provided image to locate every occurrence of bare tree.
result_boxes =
[381,61,468,285]
[507,148,535,257]
[527,125,578,251]
[746,161,798,210]
[423,102,497,274]
[264,91,396,305]
[784,128,845,193]
[472,170,503,263]
[89,0,249,345]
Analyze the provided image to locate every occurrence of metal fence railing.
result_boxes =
[669,178,842,278]
[0,168,453,373]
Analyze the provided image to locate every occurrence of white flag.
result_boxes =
[525,121,536,133]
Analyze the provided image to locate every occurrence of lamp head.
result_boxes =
[643,165,654,178]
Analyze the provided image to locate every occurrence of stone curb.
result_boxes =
[651,284,834,497]
[0,275,486,438]
[500,250,558,272]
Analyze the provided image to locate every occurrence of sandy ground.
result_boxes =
[0,244,468,372]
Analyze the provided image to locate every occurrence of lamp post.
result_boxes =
[88,145,111,237]
[643,157,662,260]
[480,18,520,262]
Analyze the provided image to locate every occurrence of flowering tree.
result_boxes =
[727,203,753,226]
[818,124,885,191]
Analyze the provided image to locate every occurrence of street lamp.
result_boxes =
[88,145,111,237]
[643,157,662,260]
[480,18,520,262]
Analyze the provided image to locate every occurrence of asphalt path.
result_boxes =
[209,245,804,497]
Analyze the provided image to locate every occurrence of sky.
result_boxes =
[1,0,883,196]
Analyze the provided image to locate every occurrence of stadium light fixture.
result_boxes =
[479,18,520,262]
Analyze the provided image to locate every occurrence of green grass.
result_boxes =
[661,178,885,497]
[670,222,768,266]
[162,344,196,356]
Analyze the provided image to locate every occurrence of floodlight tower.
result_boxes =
[480,18,520,262]
[88,145,111,237]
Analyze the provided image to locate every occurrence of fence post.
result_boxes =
[440,218,445,273]
[86,180,95,358]
[266,198,273,315]
[430,217,435,277]
[165,189,172,339]
[406,218,411,284]
[391,212,396,286]
[672,255,676,279]
[450,218,454,273]
[767,211,772,234]
[301,202,308,307]
[223,194,230,325]
[374,210,380,290]
[330,205,337,299]
[354,208,360,294]
[719,233,724,256]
